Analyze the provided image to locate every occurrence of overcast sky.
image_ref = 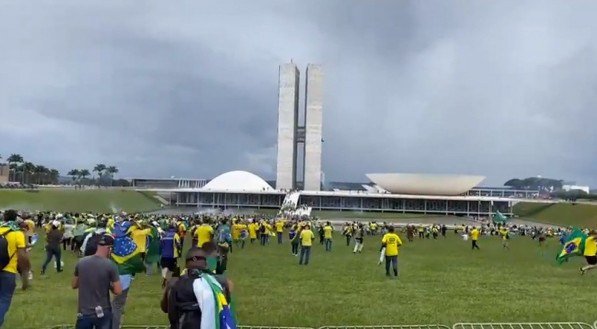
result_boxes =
[1,1,595,187]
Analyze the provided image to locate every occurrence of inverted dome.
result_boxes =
[202,171,273,192]
[366,173,485,196]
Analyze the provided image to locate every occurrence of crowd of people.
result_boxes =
[0,209,596,328]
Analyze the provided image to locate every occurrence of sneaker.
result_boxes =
[580,267,586,275]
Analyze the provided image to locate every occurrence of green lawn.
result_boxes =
[0,189,161,213]
[6,230,597,329]
[514,202,597,228]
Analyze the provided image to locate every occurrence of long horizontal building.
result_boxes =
[139,171,543,216]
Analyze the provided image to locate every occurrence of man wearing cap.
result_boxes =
[41,220,64,275]
[162,246,233,329]
[72,234,122,329]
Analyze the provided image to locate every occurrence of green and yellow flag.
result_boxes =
[557,228,587,264]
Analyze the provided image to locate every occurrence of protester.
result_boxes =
[470,226,480,250]
[299,225,315,265]
[381,226,402,278]
[160,224,181,288]
[0,210,30,327]
[323,222,333,252]
[72,234,122,329]
[163,246,235,329]
[41,220,64,275]
[353,224,364,254]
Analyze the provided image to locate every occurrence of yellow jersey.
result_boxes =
[323,225,333,239]
[275,221,285,233]
[499,228,509,240]
[471,229,480,241]
[382,233,402,256]
[248,223,257,239]
[132,228,151,252]
[300,229,315,246]
[584,236,597,256]
[195,224,214,247]
[0,228,26,274]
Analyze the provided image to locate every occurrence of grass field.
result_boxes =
[5,230,597,329]
[514,202,597,228]
[0,189,161,213]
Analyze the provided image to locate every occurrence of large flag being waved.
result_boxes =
[111,221,145,275]
[492,211,509,224]
[557,228,587,264]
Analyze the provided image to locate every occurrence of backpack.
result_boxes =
[0,230,14,270]
[84,232,104,256]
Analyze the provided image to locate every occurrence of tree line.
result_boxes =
[1,154,129,187]
[1,153,60,185]
[68,164,129,187]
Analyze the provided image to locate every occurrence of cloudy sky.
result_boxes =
[1,1,595,187]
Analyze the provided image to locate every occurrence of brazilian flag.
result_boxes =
[145,226,161,265]
[556,228,587,264]
[110,221,145,275]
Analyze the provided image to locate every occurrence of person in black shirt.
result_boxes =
[162,246,233,329]
[41,221,64,275]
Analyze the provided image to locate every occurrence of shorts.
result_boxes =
[585,256,597,265]
[160,258,177,271]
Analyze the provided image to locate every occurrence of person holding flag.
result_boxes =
[580,230,597,275]
[163,246,236,329]
[556,228,593,276]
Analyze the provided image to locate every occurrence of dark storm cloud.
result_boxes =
[0,1,595,186]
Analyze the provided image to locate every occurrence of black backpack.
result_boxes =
[0,230,14,270]
[84,232,104,256]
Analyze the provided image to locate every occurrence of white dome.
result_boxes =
[202,171,274,192]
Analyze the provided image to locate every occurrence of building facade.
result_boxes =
[275,62,323,191]
[303,64,324,191]
[275,63,300,190]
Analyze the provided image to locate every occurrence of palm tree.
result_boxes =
[68,169,80,184]
[93,164,106,186]
[20,162,36,185]
[79,169,91,185]
[35,165,48,184]
[49,169,60,184]
[7,154,23,182]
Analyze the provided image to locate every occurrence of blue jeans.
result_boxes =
[0,271,16,328]
[299,246,311,265]
[75,309,113,329]
[42,246,62,272]
[325,238,332,251]
[277,232,283,244]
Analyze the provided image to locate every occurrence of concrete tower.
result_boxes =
[303,64,323,191]
[275,63,300,190]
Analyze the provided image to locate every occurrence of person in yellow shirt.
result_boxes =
[470,227,480,250]
[131,222,153,274]
[248,221,257,244]
[499,227,510,250]
[299,225,315,265]
[195,220,214,247]
[237,222,248,249]
[381,226,402,277]
[275,220,285,244]
[323,222,333,252]
[1,210,31,325]
[581,230,597,275]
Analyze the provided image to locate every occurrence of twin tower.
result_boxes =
[276,63,323,191]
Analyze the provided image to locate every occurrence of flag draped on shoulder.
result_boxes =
[110,221,145,275]
[557,228,587,264]
[145,226,161,265]
[192,273,237,329]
